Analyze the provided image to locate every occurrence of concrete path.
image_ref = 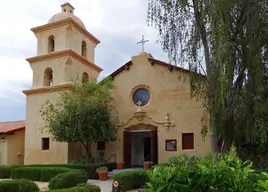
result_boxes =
[87,179,112,192]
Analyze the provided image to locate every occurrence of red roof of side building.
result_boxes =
[0,120,25,133]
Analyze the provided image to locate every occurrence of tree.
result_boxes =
[40,77,117,163]
[147,0,268,154]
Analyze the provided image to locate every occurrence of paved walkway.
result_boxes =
[87,179,112,192]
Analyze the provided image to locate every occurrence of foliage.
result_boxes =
[0,179,39,192]
[40,77,117,163]
[147,0,268,154]
[257,172,268,191]
[96,166,108,172]
[0,165,11,178]
[11,167,74,182]
[10,163,115,180]
[167,154,200,166]
[45,184,101,192]
[76,183,101,192]
[112,169,149,192]
[48,171,88,190]
[146,148,261,191]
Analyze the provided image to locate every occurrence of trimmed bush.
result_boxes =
[112,169,149,191]
[11,167,74,182]
[48,171,88,189]
[0,179,39,192]
[11,162,115,179]
[0,165,11,178]
[45,184,101,192]
[77,183,101,192]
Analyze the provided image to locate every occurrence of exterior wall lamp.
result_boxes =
[1,137,4,142]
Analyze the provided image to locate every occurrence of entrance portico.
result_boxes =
[123,123,158,168]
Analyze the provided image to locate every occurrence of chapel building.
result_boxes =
[0,3,210,167]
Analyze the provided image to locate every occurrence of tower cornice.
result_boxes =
[26,49,103,73]
[31,17,100,46]
[22,83,73,96]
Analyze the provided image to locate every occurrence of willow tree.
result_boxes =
[148,0,268,154]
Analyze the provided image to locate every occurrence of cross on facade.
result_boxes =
[137,35,149,52]
[137,101,143,107]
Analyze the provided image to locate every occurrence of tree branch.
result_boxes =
[192,0,211,78]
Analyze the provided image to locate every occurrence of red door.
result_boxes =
[123,131,132,168]
[151,129,158,164]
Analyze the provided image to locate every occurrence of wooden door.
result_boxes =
[151,129,158,164]
[123,131,132,168]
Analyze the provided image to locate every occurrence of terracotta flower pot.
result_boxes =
[116,162,124,170]
[98,171,108,181]
[143,163,150,170]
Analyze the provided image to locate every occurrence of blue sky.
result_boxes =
[0,0,169,121]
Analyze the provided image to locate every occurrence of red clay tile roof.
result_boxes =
[0,120,25,133]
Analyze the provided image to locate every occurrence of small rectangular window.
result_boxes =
[42,138,50,150]
[97,141,105,150]
[182,133,194,150]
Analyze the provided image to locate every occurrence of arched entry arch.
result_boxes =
[123,123,158,168]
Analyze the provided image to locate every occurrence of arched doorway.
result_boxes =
[123,123,158,168]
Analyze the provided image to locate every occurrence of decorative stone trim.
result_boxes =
[116,104,176,131]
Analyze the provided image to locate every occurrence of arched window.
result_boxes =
[82,72,89,83]
[48,35,55,53]
[81,41,87,57]
[44,68,53,86]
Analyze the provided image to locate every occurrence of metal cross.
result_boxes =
[137,35,149,52]
[137,101,143,107]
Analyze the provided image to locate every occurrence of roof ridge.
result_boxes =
[0,120,25,123]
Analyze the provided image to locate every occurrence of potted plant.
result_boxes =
[116,160,124,170]
[96,166,109,181]
[143,161,151,170]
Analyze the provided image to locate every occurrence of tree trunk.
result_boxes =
[85,147,92,164]
[81,142,92,164]
[220,115,235,153]
[210,129,220,155]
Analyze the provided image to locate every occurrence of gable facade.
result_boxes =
[102,52,210,166]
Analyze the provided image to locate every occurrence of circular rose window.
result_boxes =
[133,88,150,106]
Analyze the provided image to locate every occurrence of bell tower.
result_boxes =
[22,3,102,164]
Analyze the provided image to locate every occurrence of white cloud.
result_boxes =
[0,0,169,120]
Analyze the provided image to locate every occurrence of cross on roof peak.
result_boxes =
[137,35,149,52]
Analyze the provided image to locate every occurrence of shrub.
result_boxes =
[0,179,39,192]
[0,165,11,178]
[112,169,149,191]
[11,162,115,179]
[77,183,101,192]
[11,167,74,182]
[146,147,263,192]
[48,171,88,190]
[45,184,101,192]
[167,154,200,166]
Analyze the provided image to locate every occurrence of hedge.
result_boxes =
[11,162,116,179]
[112,169,149,191]
[0,165,12,178]
[0,179,39,192]
[45,184,101,192]
[48,171,88,190]
[11,167,75,182]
